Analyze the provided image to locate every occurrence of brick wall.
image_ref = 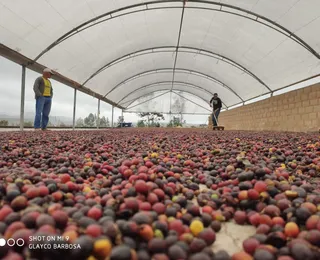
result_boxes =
[208,83,320,132]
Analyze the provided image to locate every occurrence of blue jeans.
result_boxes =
[212,108,221,126]
[34,96,52,129]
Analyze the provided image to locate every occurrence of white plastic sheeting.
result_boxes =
[119,82,228,109]
[129,91,212,115]
[109,70,240,107]
[1,0,320,110]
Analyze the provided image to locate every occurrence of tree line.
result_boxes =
[0,112,187,128]
[136,112,185,127]
[0,113,114,128]
[75,113,112,127]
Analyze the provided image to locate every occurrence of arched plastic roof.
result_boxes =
[1,0,320,110]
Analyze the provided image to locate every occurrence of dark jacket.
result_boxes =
[210,97,222,110]
[33,76,53,99]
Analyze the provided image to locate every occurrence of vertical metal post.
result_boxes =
[20,65,26,131]
[111,105,114,128]
[97,99,100,129]
[72,89,77,130]
[121,109,123,128]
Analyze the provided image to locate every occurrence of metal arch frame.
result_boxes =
[119,81,218,104]
[32,0,320,63]
[118,81,228,108]
[125,111,213,115]
[103,68,245,102]
[82,46,271,92]
[169,0,187,117]
[125,89,210,110]
[125,89,212,112]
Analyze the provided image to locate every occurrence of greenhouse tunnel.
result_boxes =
[1,1,320,259]
[0,0,320,129]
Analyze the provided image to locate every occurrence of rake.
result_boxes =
[212,110,224,131]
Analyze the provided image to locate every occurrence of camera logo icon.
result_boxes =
[0,238,25,247]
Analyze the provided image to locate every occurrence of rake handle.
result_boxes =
[212,109,219,126]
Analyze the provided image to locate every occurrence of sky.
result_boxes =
[0,55,319,126]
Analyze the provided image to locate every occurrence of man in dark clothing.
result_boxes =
[209,93,222,126]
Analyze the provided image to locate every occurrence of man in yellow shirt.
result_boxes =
[33,68,54,130]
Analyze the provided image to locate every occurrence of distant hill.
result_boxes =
[0,113,204,127]
[0,113,73,126]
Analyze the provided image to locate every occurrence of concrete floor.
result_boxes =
[197,185,256,255]
[213,222,255,255]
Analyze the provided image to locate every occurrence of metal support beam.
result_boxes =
[97,99,100,129]
[125,88,227,110]
[72,89,77,130]
[20,65,26,131]
[272,73,320,93]
[111,106,114,128]
[169,92,172,125]
[0,44,125,110]
[117,81,228,108]
[170,0,187,114]
[32,1,320,63]
[172,91,211,112]
[83,46,271,92]
[125,110,210,116]
[169,111,172,127]
[125,89,222,113]
[121,110,123,128]
[104,68,244,102]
